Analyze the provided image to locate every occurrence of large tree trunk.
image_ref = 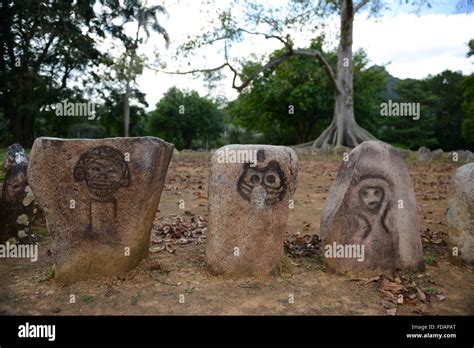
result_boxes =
[123,79,131,137]
[123,50,136,138]
[2,2,36,147]
[313,0,376,148]
[183,135,193,149]
[11,73,33,146]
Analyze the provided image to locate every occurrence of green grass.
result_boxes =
[80,295,95,304]
[425,255,436,266]
[423,286,437,294]
[0,148,6,161]
[39,268,55,282]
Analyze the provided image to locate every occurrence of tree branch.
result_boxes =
[150,62,232,77]
[34,34,56,69]
[231,51,293,91]
[154,30,341,94]
[354,0,370,13]
[237,28,293,50]
[292,49,341,94]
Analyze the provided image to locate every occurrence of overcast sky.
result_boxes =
[120,0,474,109]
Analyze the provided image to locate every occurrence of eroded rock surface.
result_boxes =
[206,145,298,277]
[320,141,424,274]
[447,163,474,264]
[27,137,173,282]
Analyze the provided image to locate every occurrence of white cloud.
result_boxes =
[354,13,474,78]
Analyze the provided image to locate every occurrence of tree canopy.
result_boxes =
[0,1,472,152]
[147,87,225,150]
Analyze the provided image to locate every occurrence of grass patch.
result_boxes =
[80,295,95,304]
[39,268,55,282]
[425,255,436,266]
[423,286,437,294]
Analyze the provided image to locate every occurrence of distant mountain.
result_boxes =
[373,65,401,101]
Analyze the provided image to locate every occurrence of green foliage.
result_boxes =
[147,87,225,150]
[1,1,471,151]
[111,1,169,136]
[468,39,474,57]
[461,74,474,146]
[428,70,466,150]
[226,43,472,150]
[379,78,438,150]
[0,0,161,145]
[96,89,149,137]
[0,1,105,145]
[223,123,263,144]
[67,123,107,139]
[0,112,11,145]
[374,70,471,151]
[352,57,389,136]
[227,42,386,145]
[227,39,335,144]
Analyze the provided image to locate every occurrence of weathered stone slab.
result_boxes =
[447,163,474,264]
[206,145,298,277]
[430,149,444,161]
[416,146,431,162]
[0,144,36,244]
[320,141,424,274]
[3,143,28,170]
[27,137,173,282]
[449,150,474,164]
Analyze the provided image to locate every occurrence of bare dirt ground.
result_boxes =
[0,152,473,315]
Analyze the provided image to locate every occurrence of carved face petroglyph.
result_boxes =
[359,185,385,214]
[237,150,287,208]
[345,175,394,241]
[74,146,130,201]
[73,146,130,241]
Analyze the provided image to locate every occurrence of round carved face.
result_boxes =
[358,185,385,214]
[84,158,123,199]
[74,146,130,201]
[248,169,283,188]
[238,160,287,207]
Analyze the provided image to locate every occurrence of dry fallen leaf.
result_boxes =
[386,308,397,316]
[404,297,417,306]
[350,275,381,284]
[380,279,404,292]
[381,299,395,309]
[417,288,427,301]
[380,289,397,302]
[149,246,165,253]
